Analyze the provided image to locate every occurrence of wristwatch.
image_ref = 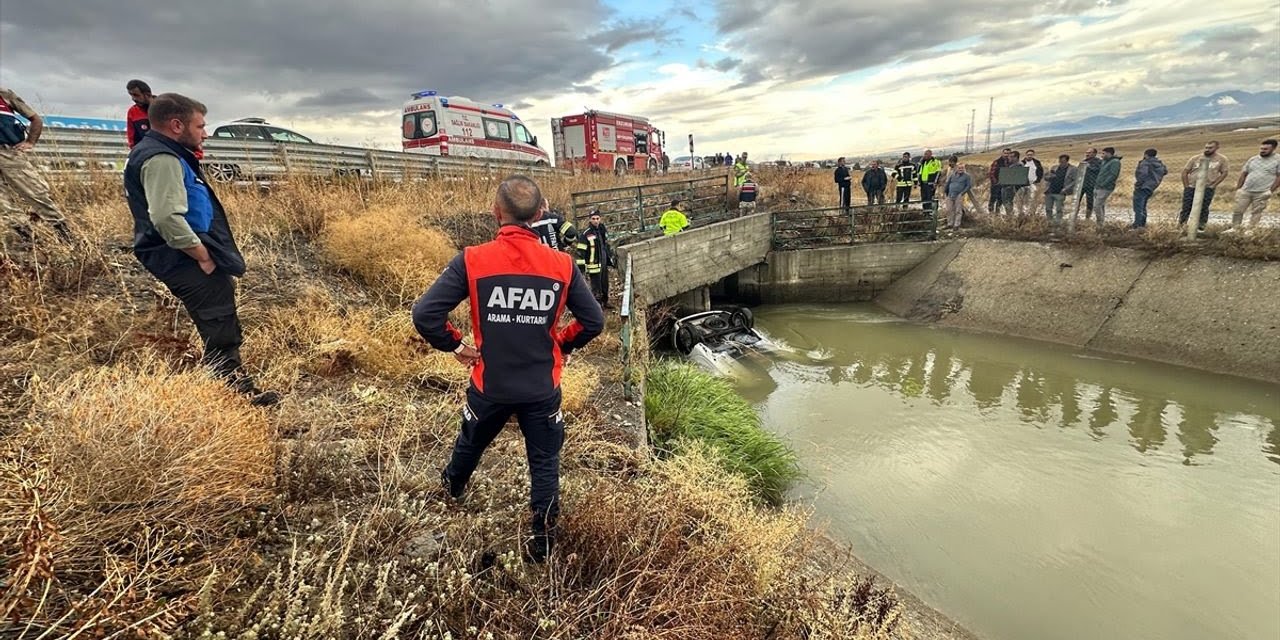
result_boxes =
[453,343,468,354]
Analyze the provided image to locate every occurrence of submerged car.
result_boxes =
[672,308,776,378]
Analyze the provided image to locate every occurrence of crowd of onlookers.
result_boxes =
[831,139,1280,232]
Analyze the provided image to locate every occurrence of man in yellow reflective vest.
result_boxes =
[733,154,749,186]
[918,149,942,212]
[658,198,689,235]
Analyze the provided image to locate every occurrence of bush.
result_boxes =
[2,359,274,635]
[320,205,457,304]
[644,361,801,504]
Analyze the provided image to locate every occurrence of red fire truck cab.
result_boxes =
[551,110,666,174]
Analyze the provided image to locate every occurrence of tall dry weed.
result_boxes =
[2,358,275,636]
[321,205,456,304]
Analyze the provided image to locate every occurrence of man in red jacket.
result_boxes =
[412,174,605,562]
[125,79,154,149]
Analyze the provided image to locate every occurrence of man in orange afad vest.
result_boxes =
[412,175,604,563]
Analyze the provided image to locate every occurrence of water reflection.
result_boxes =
[757,311,1280,466]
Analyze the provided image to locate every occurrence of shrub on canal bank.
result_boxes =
[645,360,802,505]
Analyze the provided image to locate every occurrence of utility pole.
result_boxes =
[984,97,993,152]
[968,108,976,154]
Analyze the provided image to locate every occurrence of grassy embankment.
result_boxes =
[1,169,900,639]
[756,119,1280,260]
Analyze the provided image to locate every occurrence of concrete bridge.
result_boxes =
[616,211,945,310]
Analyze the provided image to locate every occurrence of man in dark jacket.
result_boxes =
[834,157,852,211]
[1078,147,1103,218]
[1043,154,1078,225]
[988,148,1013,214]
[1131,148,1168,228]
[893,153,917,204]
[861,160,888,205]
[125,79,154,149]
[1093,147,1121,227]
[576,209,614,308]
[122,93,278,406]
[412,175,604,562]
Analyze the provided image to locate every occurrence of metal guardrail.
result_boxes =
[771,202,938,250]
[29,128,562,182]
[569,173,732,242]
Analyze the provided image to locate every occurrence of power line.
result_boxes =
[984,97,994,152]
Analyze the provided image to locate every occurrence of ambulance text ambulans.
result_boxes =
[401,91,549,165]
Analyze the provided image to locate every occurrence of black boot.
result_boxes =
[440,467,466,503]
[52,222,73,242]
[522,534,552,563]
[227,372,281,407]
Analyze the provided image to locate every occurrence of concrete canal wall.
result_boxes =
[876,239,1280,383]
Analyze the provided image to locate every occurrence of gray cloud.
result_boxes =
[296,88,383,109]
[696,57,742,72]
[586,18,676,53]
[1142,26,1280,90]
[710,0,1131,84]
[0,0,627,124]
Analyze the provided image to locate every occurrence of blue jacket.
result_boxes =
[124,131,245,278]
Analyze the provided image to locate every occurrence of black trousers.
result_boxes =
[589,268,609,305]
[159,262,243,378]
[1179,186,1216,229]
[865,189,885,205]
[895,185,912,204]
[838,185,851,210]
[445,387,565,535]
[1079,185,1096,214]
[920,183,936,211]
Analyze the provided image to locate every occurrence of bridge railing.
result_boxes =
[771,202,938,250]
[29,128,563,182]
[570,173,732,242]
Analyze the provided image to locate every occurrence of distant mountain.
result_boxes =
[1016,90,1280,138]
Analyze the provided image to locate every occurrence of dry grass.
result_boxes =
[188,445,899,640]
[321,205,458,305]
[2,359,274,637]
[1,168,909,639]
[970,214,1280,261]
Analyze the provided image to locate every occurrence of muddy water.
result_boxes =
[737,304,1280,640]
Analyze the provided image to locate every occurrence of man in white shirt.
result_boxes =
[1232,139,1280,227]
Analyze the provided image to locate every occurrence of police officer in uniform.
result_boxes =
[0,86,70,241]
[413,175,604,562]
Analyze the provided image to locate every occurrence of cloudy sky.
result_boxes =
[2,0,1278,159]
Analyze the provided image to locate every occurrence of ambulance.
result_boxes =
[401,91,550,165]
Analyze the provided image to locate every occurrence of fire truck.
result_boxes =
[551,110,666,174]
[401,91,550,164]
